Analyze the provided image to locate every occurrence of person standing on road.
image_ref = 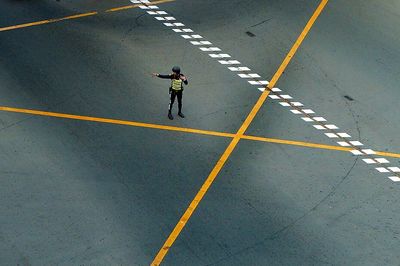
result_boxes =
[152,66,188,120]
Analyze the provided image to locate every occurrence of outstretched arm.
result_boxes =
[152,73,172,79]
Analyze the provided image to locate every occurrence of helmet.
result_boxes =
[172,66,181,74]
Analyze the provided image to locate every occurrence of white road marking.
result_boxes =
[228,67,251,71]
[132,0,400,183]
[337,133,351,138]
[139,5,158,9]
[375,158,390,163]
[191,41,212,45]
[173,28,194,32]
[363,158,377,164]
[248,80,269,85]
[325,125,339,130]
[182,34,202,39]
[291,110,303,114]
[302,117,314,122]
[281,95,293,99]
[389,176,400,182]
[302,109,315,114]
[218,60,241,65]
[325,133,338,138]
[291,102,304,107]
[362,149,376,155]
[388,167,400,172]
[200,47,221,51]
[313,117,326,122]
[209,53,231,58]
[164,22,185,26]
[376,167,390,173]
[337,141,351,147]
[350,150,363,155]
[238,73,261,78]
[349,141,363,146]
[147,11,168,15]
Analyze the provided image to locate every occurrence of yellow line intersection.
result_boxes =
[152,0,329,264]
[2,0,399,265]
[1,106,398,159]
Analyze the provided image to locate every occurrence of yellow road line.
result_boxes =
[105,4,140,12]
[2,106,399,158]
[0,12,98,32]
[0,0,175,32]
[268,1,329,87]
[242,135,352,152]
[1,105,398,159]
[151,0,330,265]
[0,106,234,138]
[376,151,400,159]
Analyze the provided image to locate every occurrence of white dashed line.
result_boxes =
[248,80,269,85]
[325,133,338,138]
[302,109,315,114]
[199,47,221,51]
[139,5,158,9]
[337,133,351,138]
[173,28,194,33]
[147,11,167,15]
[164,22,185,27]
[190,41,211,45]
[313,117,326,122]
[389,167,400,172]
[238,73,261,78]
[363,158,377,164]
[302,117,314,122]
[325,125,339,130]
[291,102,304,107]
[209,53,231,58]
[362,149,376,155]
[376,167,390,173]
[389,176,400,182]
[228,67,251,71]
[131,0,400,183]
[376,158,390,164]
[181,34,202,39]
[281,95,293,99]
[218,60,241,65]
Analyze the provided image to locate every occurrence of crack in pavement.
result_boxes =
[250,18,272,28]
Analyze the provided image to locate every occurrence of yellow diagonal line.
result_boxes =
[151,0,330,265]
[0,106,400,158]
[0,0,175,32]
[376,151,400,159]
[0,12,98,32]
[0,106,234,138]
[241,135,352,152]
[0,105,398,159]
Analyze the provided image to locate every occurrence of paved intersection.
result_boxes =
[0,0,400,265]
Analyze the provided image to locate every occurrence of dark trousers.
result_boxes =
[169,89,183,112]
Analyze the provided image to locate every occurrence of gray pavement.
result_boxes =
[1,0,400,265]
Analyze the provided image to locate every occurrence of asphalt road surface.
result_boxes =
[1,0,400,265]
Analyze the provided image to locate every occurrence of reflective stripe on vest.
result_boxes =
[171,79,183,91]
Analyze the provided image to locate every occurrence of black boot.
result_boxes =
[168,111,173,120]
[178,111,185,118]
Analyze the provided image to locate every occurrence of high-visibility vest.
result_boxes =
[171,78,183,91]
